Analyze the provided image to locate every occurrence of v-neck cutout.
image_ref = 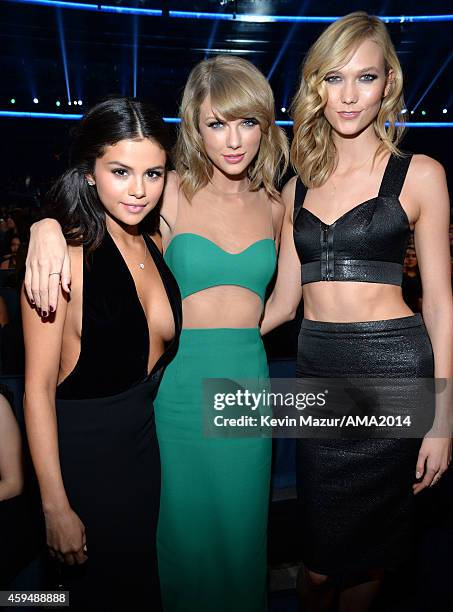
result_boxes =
[106,231,178,380]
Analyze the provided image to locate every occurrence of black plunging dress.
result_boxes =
[54,232,181,610]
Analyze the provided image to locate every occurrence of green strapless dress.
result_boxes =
[155,233,276,612]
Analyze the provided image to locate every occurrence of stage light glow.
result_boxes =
[410,110,415,114]
[421,110,426,116]
[2,112,453,128]
[5,0,162,17]
[132,15,139,97]
[56,100,61,106]
[10,98,15,104]
[0,111,83,119]
[443,108,448,114]
[33,98,39,104]
[56,8,72,108]
[281,107,286,113]
[401,109,407,114]
[68,101,72,105]
[78,100,82,105]
[205,20,220,59]
[4,2,453,23]
[412,50,453,113]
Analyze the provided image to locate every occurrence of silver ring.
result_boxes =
[49,272,61,276]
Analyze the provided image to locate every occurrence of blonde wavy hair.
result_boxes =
[291,11,406,188]
[175,55,289,200]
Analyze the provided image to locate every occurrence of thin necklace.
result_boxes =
[208,179,251,196]
[138,237,148,270]
[125,236,147,270]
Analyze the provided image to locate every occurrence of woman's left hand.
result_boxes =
[413,435,452,494]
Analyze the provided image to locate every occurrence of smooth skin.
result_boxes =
[261,38,452,611]
[25,95,284,329]
[0,394,23,501]
[159,95,284,329]
[22,137,170,567]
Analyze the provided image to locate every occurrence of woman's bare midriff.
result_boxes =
[181,286,264,329]
[302,282,414,322]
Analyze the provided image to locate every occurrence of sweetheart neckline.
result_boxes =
[164,232,276,256]
[301,196,410,228]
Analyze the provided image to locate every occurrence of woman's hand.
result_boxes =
[45,506,88,565]
[413,435,452,494]
[24,219,70,315]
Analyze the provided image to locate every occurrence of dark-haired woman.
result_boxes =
[22,98,181,611]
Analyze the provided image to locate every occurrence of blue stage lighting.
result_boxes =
[1,112,453,129]
[412,50,453,113]
[5,0,162,17]
[56,8,72,108]
[33,98,39,104]
[4,2,453,23]
[133,15,139,97]
[78,100,82,106]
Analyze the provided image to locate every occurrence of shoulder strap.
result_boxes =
[293,177,308,223]
[378,153,413,198]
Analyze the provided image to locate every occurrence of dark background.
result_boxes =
[1,0,452,187]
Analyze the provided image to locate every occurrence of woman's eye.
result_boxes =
[324,75,341,83]
[146,171,163,180]
[242,118,259,127]
[112,168,128,177]
[360,73,378,82]
[208,121,223,129]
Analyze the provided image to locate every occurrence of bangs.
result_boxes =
[207,73,266,122]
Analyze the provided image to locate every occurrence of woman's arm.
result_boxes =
[21,264,87,565]
[0,395,23,501]
[260,177,303,335]
[408,156,453,494]
[24,219,70,314]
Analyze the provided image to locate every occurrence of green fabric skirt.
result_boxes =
[155,327,271,612]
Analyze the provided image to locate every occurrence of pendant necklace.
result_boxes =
[138,237,148,270]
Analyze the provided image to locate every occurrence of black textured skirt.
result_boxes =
[296,313,434,579]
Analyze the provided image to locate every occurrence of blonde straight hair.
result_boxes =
[176,55,289,200]
[291,11,406,188]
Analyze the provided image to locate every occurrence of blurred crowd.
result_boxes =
[0,177,46,375]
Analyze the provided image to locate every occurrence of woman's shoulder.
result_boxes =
[407,153,445,181]
[404,154,448,215]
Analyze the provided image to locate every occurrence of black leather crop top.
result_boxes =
[293,153,412,285]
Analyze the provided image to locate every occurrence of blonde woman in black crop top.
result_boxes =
[261,12,452,612]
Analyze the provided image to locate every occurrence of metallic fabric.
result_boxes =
[296,314,434,579]
[293,154,412,286]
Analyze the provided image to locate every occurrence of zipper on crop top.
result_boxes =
[321,223,336,281]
